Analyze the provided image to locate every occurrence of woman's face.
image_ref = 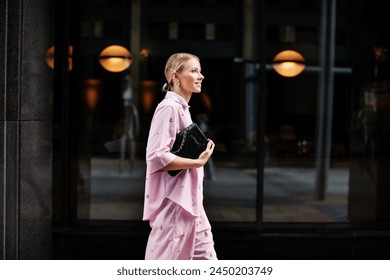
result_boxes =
[176,58,204,94]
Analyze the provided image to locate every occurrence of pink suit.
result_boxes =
[143,91,217,260]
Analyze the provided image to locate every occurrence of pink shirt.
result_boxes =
[143,91,205,221]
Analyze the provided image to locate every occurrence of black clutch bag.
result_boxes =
[168,122,208,176]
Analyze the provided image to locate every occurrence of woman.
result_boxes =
[143,53,217,260]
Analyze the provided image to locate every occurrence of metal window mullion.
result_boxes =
[315,0,337,200]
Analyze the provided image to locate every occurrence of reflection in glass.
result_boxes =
[46,45,73,71]
[348,47,390,222]
[263,69,350,222]
[264,166,348,222]
[98,45,132,73]
[272,50,305,78]
[82,58,258,222]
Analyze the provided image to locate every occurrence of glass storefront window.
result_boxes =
[52,0,390,226]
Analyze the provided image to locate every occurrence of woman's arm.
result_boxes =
[161,139,215,171]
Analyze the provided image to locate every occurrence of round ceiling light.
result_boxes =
[99,45,132,73]
[272,50,305,77]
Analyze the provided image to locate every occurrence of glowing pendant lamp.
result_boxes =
[272,50,305,77]
[99,45,132,73]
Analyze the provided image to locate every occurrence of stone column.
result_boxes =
[0,0,54,259]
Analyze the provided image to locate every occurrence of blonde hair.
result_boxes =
[162,53,200,92]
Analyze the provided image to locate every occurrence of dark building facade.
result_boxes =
[1,0,390,260]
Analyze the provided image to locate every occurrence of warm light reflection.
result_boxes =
[272,50,305,77]
[84,79,101,111]
[373,47,387,61]
[141,80,157,113]
[139,48,150,59]
[200,91,212,111]
[99,45,132,72]
[46,45,73,71]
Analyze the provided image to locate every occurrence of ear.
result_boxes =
[172,72,181,83]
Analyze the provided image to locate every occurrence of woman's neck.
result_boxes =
[172,88,192,103]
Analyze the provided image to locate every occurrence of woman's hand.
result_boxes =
[198,139,215,166]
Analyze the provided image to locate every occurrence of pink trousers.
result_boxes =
[145,199,217,260]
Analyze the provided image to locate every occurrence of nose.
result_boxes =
[199,72,204,79]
